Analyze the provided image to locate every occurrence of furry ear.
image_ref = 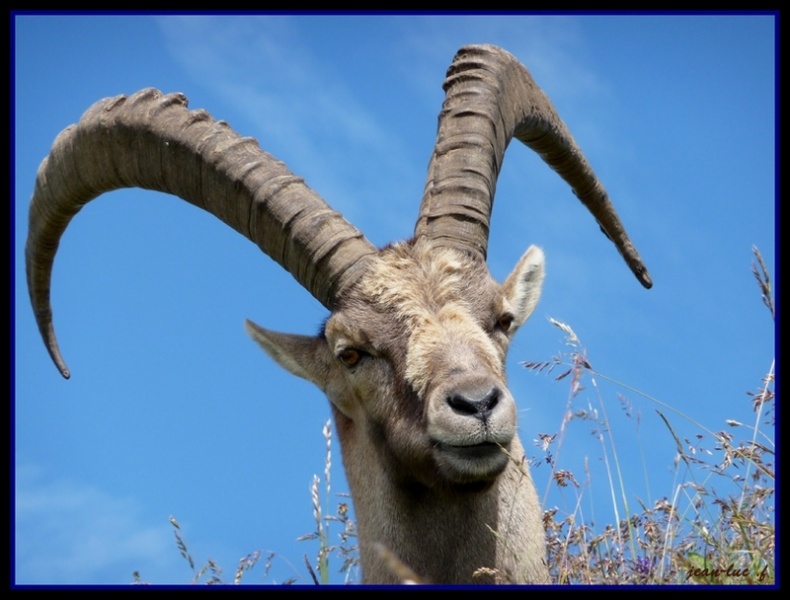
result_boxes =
[501,246,545,333]
[245,319,330,387]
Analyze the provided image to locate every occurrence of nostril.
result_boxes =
[481,387,500,413]
[447,387,500,419]
[448,393,478,416]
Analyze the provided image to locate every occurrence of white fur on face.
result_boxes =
[359,242,505,398]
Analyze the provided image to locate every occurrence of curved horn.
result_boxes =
[415,44,652,289]
[26,88,377,378]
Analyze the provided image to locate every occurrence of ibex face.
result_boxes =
[247,240,544,488]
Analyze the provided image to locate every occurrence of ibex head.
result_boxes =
[26,45,650,584]
[248,239,544,488]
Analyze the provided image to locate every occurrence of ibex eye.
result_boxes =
[338,348,364,369]
[497,314,515,333]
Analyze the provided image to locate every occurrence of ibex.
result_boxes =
[26,45,651,584]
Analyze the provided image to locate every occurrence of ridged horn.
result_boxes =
[26,88,377,379]
[415,44,652,289]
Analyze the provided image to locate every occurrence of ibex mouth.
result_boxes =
[432,441,510,482]
[440,441,501,459]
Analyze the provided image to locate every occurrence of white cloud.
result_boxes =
[153,15,423,239]
[15,464,178,585]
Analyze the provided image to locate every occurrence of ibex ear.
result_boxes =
[501,245,545,333]
[245,319,331,388]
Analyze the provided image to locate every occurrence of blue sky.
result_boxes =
[13,14,775,585]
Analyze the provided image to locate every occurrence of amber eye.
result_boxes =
[497,314,515,334]
[338,348,364,369]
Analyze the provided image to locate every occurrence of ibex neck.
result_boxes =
[335,412,548,584]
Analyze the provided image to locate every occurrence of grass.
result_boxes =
[530,324,774,584]
[529,246,775,585]
[297,419,359,584]
[134,248,774,585]
[132,419,359,585]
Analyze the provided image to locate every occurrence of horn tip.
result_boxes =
[637,269,653,289]
[54,354,71,379]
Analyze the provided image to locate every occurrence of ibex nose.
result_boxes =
[447,387,500,420]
